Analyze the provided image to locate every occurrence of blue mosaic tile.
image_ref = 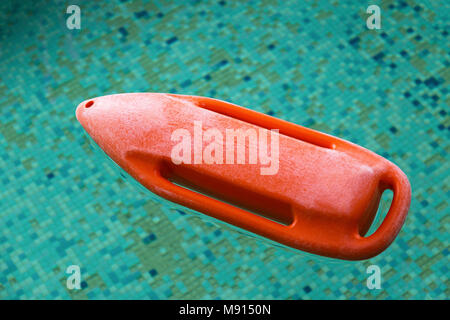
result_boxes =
[0,0,448,299]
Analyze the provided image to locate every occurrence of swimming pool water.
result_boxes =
[0,0,448,299]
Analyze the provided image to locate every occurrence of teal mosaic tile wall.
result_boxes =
[0,0,448,299]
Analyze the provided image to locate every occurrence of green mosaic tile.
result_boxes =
[0,0,448,299]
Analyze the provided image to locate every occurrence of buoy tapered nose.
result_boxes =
[75,93,172,162]
[75,95,117,137]
[75,96,115,148]
[75,95,129,163]
[75,99,95,128]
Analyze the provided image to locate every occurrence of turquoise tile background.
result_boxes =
[0,0,448,299]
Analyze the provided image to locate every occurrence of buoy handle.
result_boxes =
[128,158,290,241]
[350,163,411,259]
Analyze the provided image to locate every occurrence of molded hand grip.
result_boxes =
[350,163,411,260]
[133,160,291,242]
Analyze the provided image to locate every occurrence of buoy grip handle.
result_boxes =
[351,163,411,259]
[138,161,290,240]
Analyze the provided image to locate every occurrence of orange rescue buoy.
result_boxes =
[76,93,411,260]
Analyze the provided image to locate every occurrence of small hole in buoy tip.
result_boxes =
[85,101,94,108]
